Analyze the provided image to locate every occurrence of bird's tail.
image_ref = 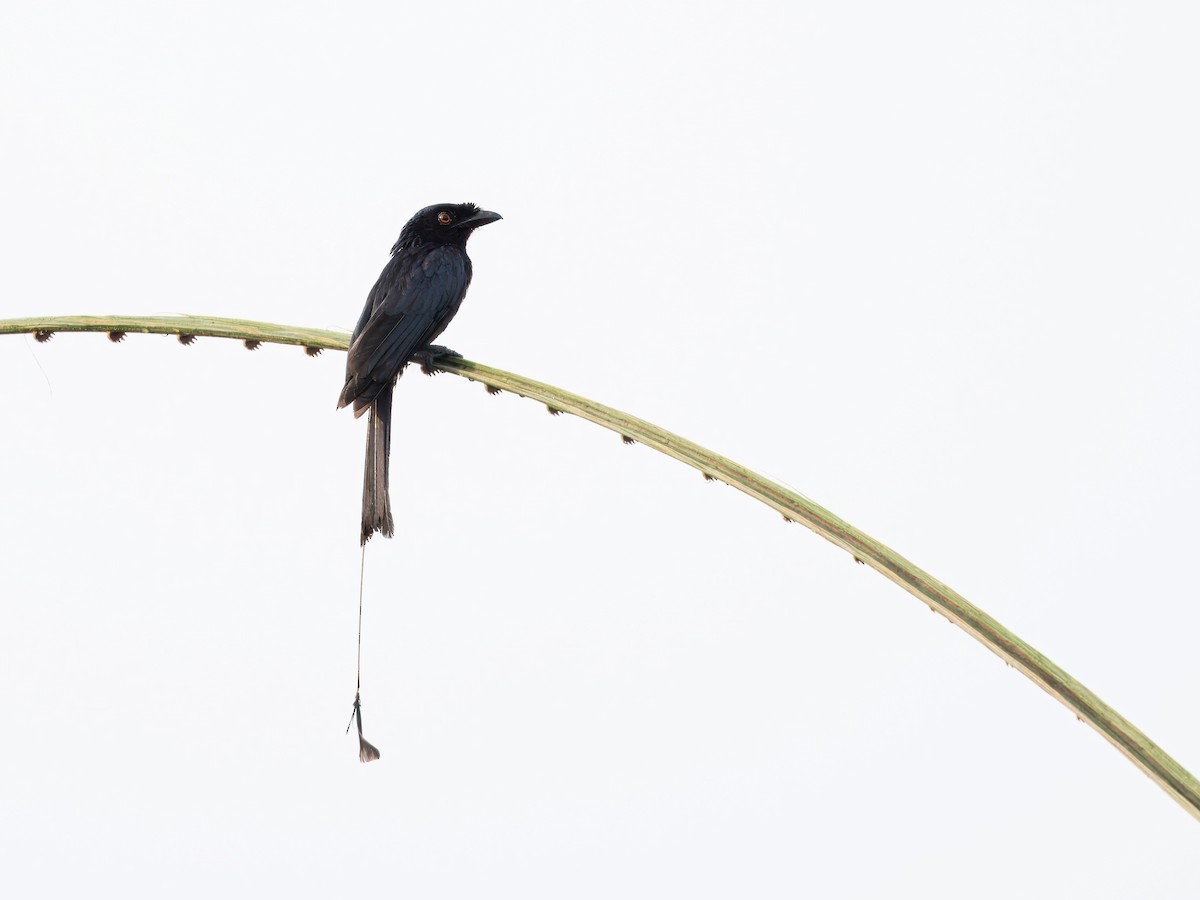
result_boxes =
[361,385,395,545]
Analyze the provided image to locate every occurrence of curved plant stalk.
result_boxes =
[4,313,1199,820]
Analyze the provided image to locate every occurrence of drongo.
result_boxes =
[338,202,502,544]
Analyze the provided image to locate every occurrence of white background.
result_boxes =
[2,1,1199,896]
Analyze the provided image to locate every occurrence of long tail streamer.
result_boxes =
[346,544,380,762]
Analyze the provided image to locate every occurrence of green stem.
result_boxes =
[5,313,1198,820]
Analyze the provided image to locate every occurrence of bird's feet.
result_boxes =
[412,345,463,376]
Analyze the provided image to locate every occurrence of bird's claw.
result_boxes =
[412,345,463,376]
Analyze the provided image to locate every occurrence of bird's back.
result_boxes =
[339,243,472,413]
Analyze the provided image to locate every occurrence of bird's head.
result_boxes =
[392,203,502,253]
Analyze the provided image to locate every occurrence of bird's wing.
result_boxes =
[340,247,469,411]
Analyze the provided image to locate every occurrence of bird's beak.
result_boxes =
[459,209,502,229]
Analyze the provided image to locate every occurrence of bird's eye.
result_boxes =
[437,212,452,225]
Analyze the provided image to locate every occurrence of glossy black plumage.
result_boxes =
[339,202,501,544]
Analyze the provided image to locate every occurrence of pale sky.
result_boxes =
[2,1,1199,897]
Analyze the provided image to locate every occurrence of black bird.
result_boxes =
[338,202,502,544]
